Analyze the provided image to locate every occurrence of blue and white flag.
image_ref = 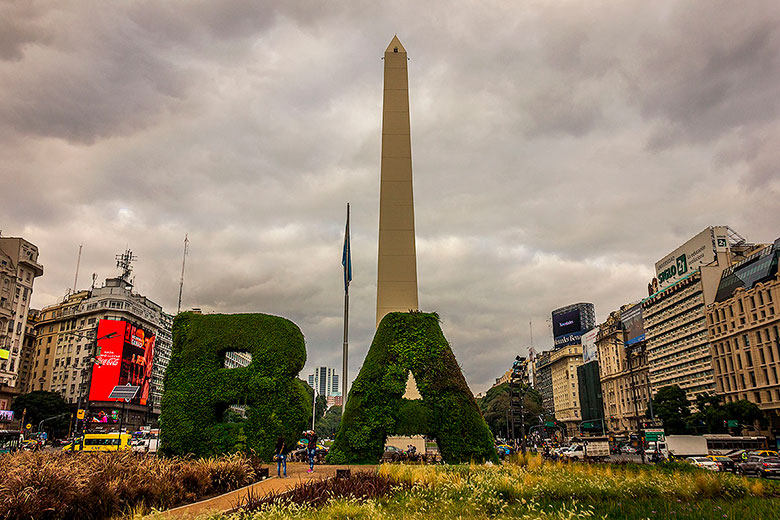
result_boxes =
[342,203,352,292]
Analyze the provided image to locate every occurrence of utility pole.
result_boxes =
[177,234,189,314]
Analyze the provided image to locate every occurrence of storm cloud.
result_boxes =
[2,1,779,393]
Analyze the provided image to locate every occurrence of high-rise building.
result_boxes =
[307,366,340,397]
[551,303,595,349]
[0,237,44,388]
[550,344,583,436]
[707,238,780,434]
[534,350,554,415]
[643,227,761,402]
[29,273,171,427]
[18,309,40,393]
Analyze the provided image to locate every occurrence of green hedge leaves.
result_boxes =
[328,312,497,464]
[160,312,310,460]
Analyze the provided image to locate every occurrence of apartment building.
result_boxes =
[643,227,760,402]
[707,238,780,434]
[0,237,44,389]
[550,344,583,435]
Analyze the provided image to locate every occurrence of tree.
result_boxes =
[315,395,328,423]
[724,399,766,430]
[476,383,543,439]
[315,405,342,438]
[687,394,727,434]
[648,385,690,434]
[11,391,70,437]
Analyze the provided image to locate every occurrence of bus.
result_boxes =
[63,433,132,452]
[0,430,22,454]
[704,435,768,455]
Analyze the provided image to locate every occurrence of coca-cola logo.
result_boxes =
[99,355,120,366]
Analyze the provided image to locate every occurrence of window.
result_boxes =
[743,334,750,347]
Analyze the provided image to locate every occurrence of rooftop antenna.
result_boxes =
[177,234,189,314]
[115,248,137,285]
[73,244,83,292]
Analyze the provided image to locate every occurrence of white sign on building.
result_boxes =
[654,226,729,289]
[581,328,599,363]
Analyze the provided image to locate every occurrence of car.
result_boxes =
[563,445,585,461]
[754,450,779,458]
[685,457,719,471]
[737,456,780,478]
[621,445,637,454]
[706,455,735,472]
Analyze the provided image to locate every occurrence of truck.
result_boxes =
[653,435,708,460]
[583,438,611,461]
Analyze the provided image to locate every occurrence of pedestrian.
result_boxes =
[275,436,288,478]
[307,430,318,473]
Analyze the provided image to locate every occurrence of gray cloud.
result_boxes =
[2,1,779,393]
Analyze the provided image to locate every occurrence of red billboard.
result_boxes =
[88,319,156,405]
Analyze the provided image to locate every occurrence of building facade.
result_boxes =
[534,350,554,415]
[17,309,40,393]
[29,276,171,426]
[643,227,760,402]
[577,360,603,430]
[596,310,652,433]
[307,366,340,398]
[0,237,44,389]
[550,344,583,435]
[707,238,780,435]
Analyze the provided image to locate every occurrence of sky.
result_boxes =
[2,1,779,394]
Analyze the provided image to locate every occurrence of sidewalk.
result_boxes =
[152,462,374,519]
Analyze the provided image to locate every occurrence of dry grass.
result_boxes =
[0,451,255,520]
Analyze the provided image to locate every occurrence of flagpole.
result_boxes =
[342,203,350,411]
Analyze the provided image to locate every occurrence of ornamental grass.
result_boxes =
[0,451,254,520]
[205,455,780,520]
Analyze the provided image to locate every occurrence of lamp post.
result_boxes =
[65,330,117,435]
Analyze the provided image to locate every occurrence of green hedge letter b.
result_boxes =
[160,312,310,459]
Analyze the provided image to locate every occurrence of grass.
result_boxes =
[198,454,780,520]
[0,450,256,520]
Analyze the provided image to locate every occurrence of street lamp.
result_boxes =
[64,330,117,435]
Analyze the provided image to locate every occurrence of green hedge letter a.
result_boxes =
[327,312,497,464]
[160,312,310,459]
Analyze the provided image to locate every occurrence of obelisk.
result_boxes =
[376,36,422,403]
[376,35,419,328]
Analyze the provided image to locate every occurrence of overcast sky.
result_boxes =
[3,1,779,394]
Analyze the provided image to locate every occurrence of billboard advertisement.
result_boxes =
[0,410,13,421]
[581,328,599,363]
[654,226,728,289]
[88,319,156,405]
[553,309,581,338]
[621,304,645,347]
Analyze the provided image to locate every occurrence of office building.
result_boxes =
[0,237,44,389]
[596,309,651,433]
[29,271,171,427]
[643,227,761,402]
[707,238,780,434]
[550,344,583,435]
[534,350,554,415]
[307,366,340,398]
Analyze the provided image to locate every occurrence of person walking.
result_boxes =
[307,430,318,473]
[275,436,288,478]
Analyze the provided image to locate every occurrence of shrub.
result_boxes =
[327,312,497,464]
[160,312,311,459]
